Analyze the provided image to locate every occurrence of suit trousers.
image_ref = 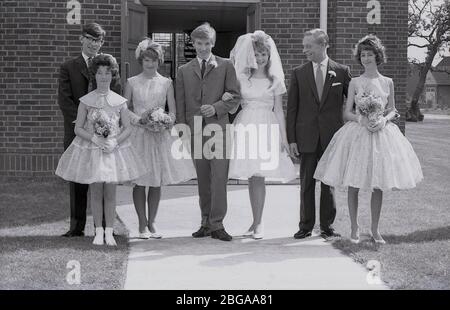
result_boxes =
[64,118,89,232]
[191,129,230,232]
[299,140,336,232]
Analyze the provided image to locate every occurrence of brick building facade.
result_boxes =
[0,0,408,178]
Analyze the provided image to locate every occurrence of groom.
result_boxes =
[176,23,240,241]
[286,29,351,239]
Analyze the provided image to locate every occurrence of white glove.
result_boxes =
[103,138,118,153]
[91,135,107,150]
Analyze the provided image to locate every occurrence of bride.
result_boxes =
[224,30,296,239]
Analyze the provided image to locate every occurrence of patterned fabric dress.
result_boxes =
[228,75,297,182]
[128,73,196,186]
[314,75,423,191]
[55,90,145,184]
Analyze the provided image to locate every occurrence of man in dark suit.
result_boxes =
[58,23,120,237]
[286,29,351,240]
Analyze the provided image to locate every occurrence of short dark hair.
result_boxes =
[88,53,120,89]
[353,34,386,66]
[82,23,106,38]
[137,40,164,65]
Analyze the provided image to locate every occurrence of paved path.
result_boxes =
[116,185,387,290]
[423,114,450,120]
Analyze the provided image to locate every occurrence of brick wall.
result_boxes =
[260,0,321,82]
[0,0,121,178]
[334,0,408,132]
[261,0,407,132]
[0,0,408,178]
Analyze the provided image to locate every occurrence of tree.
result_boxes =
[408,0,450,121]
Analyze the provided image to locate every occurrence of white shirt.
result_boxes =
[312,56,328,85]
[197,54,212,67]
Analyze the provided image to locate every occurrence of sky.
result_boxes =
[408,0,450,66]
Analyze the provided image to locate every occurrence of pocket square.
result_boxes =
[332,82,342,86]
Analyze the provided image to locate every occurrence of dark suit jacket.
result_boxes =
[286,59,351,153]
[58,55,121,148]
[175,55,240,135]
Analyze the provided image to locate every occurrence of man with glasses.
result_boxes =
[58,23,121,237]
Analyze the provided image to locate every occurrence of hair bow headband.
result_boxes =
[135,39,152,60]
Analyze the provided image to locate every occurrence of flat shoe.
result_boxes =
[350,237,360,244]
[138,227,151,239]
[149,232,162,239]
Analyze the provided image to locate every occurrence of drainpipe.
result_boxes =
[320,0,328,32]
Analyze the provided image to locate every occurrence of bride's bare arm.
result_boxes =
[273,94,288,145]
[343,80,359,123]
[167,81,176,117]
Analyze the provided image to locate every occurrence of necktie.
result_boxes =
[87,57,93,69]
[87,57,94,92]
[315,63,324,100]
[201,59,206,78]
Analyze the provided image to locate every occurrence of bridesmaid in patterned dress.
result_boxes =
[125,39,196,239]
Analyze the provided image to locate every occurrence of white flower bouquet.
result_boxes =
[92,110,112,138]
[356,90,384,125]
[139,107,175,132]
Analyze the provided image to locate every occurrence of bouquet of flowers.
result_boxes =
[356,90,384,125]
[92,109,112,138]
[138,107,175,132]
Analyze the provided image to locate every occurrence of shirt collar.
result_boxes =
[82,52,96,65]
[313,56,329,68]
[197,54,212,65]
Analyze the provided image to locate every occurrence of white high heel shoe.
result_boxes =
[148,225,162,239]
[93,227,104,245]
[242,225,254,237]
[370,232,386,244]
[252,223,264,240]
[105,227,117,246]
[139,227,151,239]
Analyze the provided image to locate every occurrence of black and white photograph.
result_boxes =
[0,0,449,296]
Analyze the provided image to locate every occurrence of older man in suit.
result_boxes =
[287,29,351,240]
[176,23,240,241]
[58,23,120,237]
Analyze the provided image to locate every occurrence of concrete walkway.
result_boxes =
[116,185,387,290]
[423,113,450,120]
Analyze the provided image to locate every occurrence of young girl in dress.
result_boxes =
[314,35,423,244]
[225,31,297,239]
[56,54,144,246]
[126,39,196,239]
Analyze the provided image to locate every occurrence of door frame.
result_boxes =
[121,0,261,84]
[140,0,261,30]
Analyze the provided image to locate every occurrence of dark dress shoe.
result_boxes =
[61,230,84,237]
[320,228,341,239]
[211,229,232,241]
[192,226,211,238]
[293,229,312,239]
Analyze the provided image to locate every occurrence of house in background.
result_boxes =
[407,63,426,107]
[425,57,450,109]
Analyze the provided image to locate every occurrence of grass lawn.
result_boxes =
[0,180,129,289]
[331,119,450,289]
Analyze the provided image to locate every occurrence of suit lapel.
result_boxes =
[76,55,89,80]
[203,54,217,78]
[319,59,336,109]
[191,59,202,80]
[307,62,320,104]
